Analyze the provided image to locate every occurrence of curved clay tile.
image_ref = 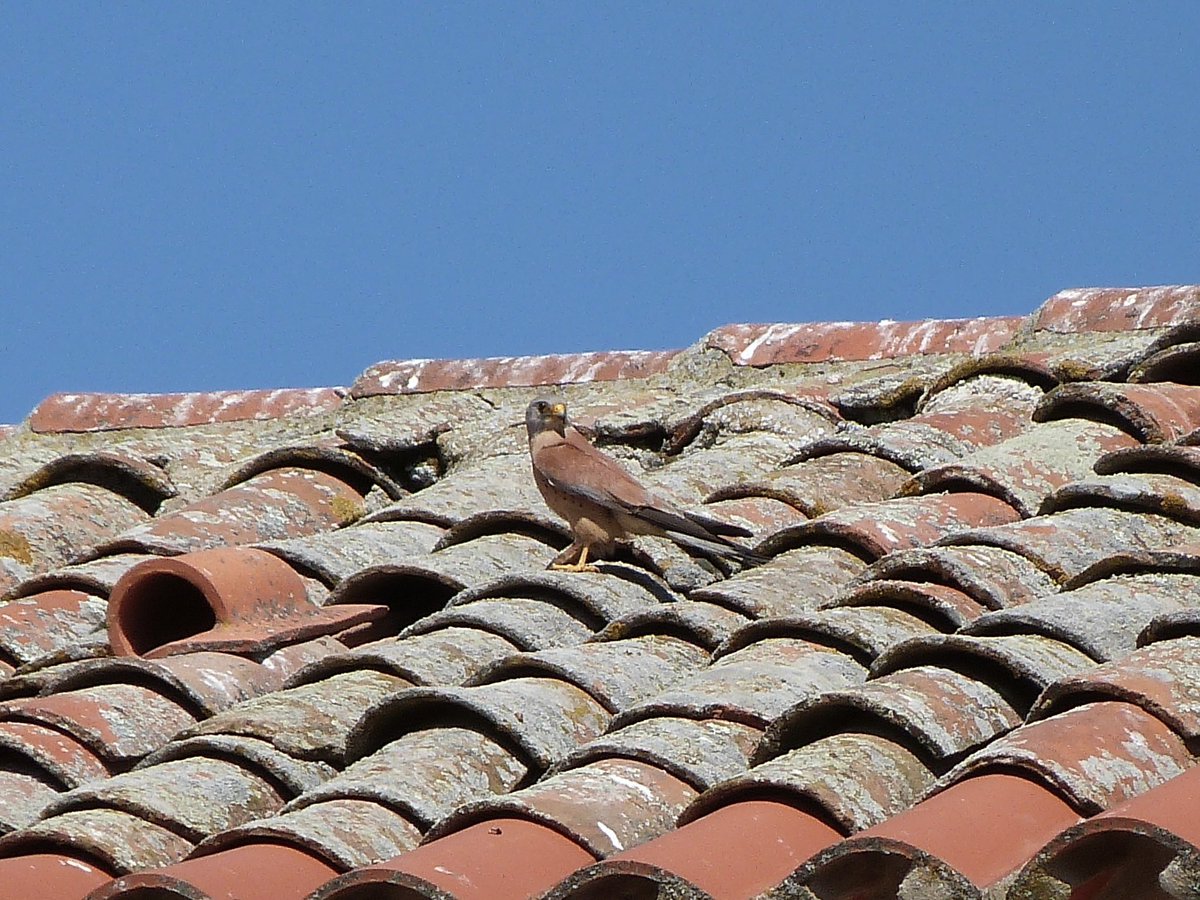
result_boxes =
[1035,382,1200,444]
[824,579,988,631]
[1007,765,1200,899]
[691,545,867,618]
[663,390,840,455]
[107,548,386,658]
[312,817,595,900]
[99,466,369,557]
[762,492,1021,562]
[717,605,939,667]
[550,799,843,900]
[286,626,520,690]
[780,772,1080,898]
[2,450,176,513]
[942,506,1200,585]
[903,419,1138,517]
[1030,635,1200,742]
[860,543,1057,611]
[1132,338,1200,384]
[592,600,750,651]
[964,573,1200,662]
[870,633,1094,716]
[426,757,697,862]
[942,701,1191,816]
[791,421,971,472]
[256,519,447,586]
[1032,285,1200,334]
[347,678,610,775]
[610,638,867,731]
[0,589,106,668]
[708,451,909,518]
[554,716,760,793]
[690,731,932,835]
[85,842,338,900]
[0,483,150,597]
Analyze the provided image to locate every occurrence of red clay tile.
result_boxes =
[1032,285,1200,334]
[0,807,196,873]
[965,574,1200,662]
[0,683,197,769]
[708,451,909,518]
[903,419,1139,517]
[107,548,387,658]
[761,666,1021,771]
[28,387,345,434]
[872,633,1094,714]
[662,390,841,454]
[691,545,867,618]
[1131,338,1200,384]
[351,350,677,398]
[198,797,424,873]
[828,579,988,629]
[762,492,1021,561]
[0,589,107,666]
[100,467,368,557]
[0,853,111,899]
[611,639,866,731]
[787,773,1081,894]
[946,701,1192,816]
[1008,766,1200,898]
[3,450,177,512]
[1032,635,1200,740]
[87,842,339,900]
[0,484,150,597]
[0,721,109,788]
[705,316,1022,366]
[313,817,596,900]
[428,758,696,871]
[861,544,1058,611]
[943,506,1200,585]
[565,799,841,899]
[1035,381,1200,443]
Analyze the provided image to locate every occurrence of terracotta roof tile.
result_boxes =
[5,286,1200,898]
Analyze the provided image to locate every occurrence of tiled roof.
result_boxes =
[0,285,1196,898]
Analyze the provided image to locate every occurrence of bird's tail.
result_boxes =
[667,530,767,568]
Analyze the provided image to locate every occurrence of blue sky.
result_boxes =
[2,4,1198,424]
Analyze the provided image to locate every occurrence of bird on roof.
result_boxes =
[525,396,762,572]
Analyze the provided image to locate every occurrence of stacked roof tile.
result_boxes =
[0,285,1195,898]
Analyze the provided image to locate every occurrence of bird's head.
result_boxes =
[526,396,568,437]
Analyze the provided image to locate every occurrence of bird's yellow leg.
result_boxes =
[551,543,600,573]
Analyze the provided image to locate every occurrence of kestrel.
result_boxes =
[525,396,760,571]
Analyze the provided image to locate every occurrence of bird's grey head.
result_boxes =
[526,396,568,437]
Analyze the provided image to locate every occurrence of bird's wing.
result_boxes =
[534,429,749,543]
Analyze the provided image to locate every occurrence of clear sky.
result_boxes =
[2,4,1198,424]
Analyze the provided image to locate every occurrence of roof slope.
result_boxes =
[0,286,1196,898]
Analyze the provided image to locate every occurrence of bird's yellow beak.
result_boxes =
[549,403,567,417]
